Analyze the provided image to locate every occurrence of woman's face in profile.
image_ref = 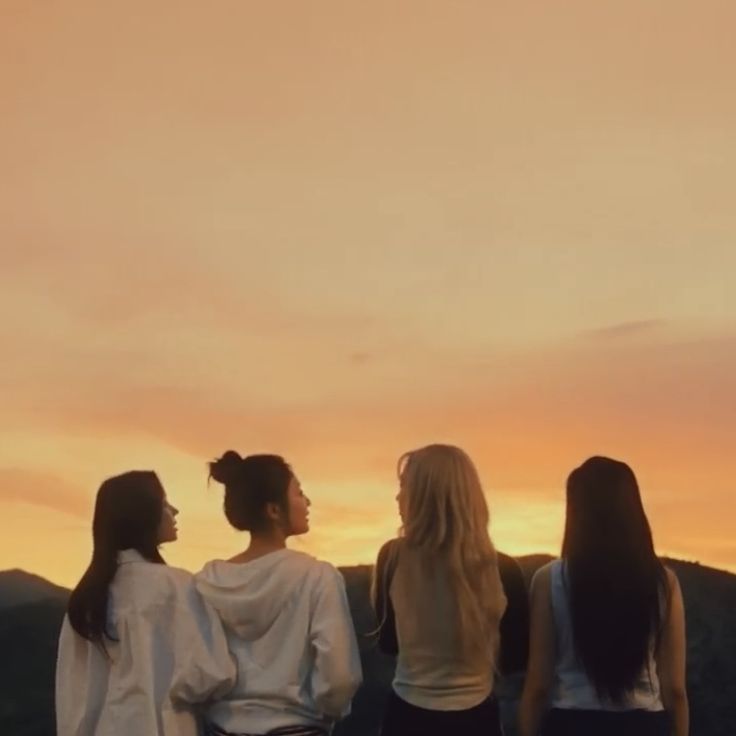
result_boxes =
[396,475,408,523]
[286,476,311,536]
[157,497,179,544]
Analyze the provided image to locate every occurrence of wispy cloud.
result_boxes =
[3,327,733,499]
[0,468,91,519]
[581,319,668,341]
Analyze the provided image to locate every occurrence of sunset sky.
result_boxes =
[1,1,734,588]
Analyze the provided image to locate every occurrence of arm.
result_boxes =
[497,552,530,676]
[169,577,237,705]
[55,616,107,736]
[55,617,84,736]
[310,564,363,720]
[656,568,689,736]
[518,565,555,736]
[371,539,399,656]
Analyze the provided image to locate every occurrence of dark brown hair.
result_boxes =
[562,456,667,704]
[209,450,293,533]
[67,471,166,649]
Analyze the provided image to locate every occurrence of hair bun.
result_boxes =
[209,450,244,485]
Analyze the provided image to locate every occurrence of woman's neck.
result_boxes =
[229,530,287,563]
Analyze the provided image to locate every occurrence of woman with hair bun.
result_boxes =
[196,450,362,736]
[56,471,236,736]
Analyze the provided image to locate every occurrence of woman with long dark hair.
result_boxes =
[372,444,507,736]
[519,457,688,736]
[195,450,362,736]
[56,471,236,736]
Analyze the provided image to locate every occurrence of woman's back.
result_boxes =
[195,549,361,735]
[56,550,235,736]
[545,559,663,712]
[389,540,499,710]
[374,444,507,736]
[519,457,688,736]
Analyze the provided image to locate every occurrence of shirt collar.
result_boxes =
[117,548,148,565]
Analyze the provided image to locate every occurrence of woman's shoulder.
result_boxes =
[163,565,198,597]
[263,549,345,587]
[378,537,402,555]
[662,565,679,586]
[375,537,402,567]
[121,562,196,609]
[297,552,345,584]
[262,553,350,609]
[660,564,682,607]
[282,548,334,572]
[530,559,561,589]
[133,560,192,583]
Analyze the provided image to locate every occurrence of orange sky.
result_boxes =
[1,1,734,587]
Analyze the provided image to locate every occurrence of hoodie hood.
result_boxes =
[195,549,317,641]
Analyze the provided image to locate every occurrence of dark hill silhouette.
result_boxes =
[0,597,66,736]
[1,560,734,736]
[0,570,68,610]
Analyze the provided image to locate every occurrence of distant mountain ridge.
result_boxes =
[1,558,734,736]
[0,569,69,610]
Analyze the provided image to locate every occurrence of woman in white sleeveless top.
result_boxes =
[56,471,236,736]
[519,457,688,736]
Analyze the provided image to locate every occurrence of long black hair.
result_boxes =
[67,471,166,649]
[562,456,668,704]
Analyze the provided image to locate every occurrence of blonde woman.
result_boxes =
[372,444,508,736]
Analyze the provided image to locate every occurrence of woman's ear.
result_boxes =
[264,501,286,526]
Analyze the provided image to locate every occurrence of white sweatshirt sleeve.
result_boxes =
[309,564,363,720]
[167,575,237,705]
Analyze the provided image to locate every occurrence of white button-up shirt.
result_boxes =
[56,550,236,736]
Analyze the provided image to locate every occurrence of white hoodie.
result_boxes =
[195,549,362,734]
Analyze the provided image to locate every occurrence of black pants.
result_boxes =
[541,708,670,736]
[205,724,326,736]
[381,691,504,736]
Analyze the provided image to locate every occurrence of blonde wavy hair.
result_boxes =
[398,444,507,655]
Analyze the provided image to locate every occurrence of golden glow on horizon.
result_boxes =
[1,1,735,585]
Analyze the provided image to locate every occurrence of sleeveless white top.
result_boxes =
[546,560,664,712]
